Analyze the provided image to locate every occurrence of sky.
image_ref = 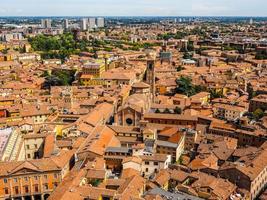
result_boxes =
[0,0,267,17]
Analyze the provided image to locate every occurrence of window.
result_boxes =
[27,154,31,159]
[26,145,30,149]
[44,175,48,179]
[53,182,58,188]
[34,185,39,192]
[44,184,49,190]
[14,186,19,195]
[14,178,18,183]
[24,177,28,181]
[148,63,153,70]
[54,173,58,179]
[4,188,8,195]
[34,176,38,181]
[34,144,38,148]
[154,162,158,166]
[3,178,7,184]
[145,161,149,165]
[24,186,29,193]
[126,118,133,125]
[145,168,148,172]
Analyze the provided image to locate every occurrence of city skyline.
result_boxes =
[1,0,267,17]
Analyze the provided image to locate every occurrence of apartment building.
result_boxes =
[213,103,247,121]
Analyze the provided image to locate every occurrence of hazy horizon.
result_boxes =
[1,0,267,17]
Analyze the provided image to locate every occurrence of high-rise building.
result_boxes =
[97,18,105,28]
[88,18,96,29]
[41,19,52,29]
[41,19,45,28]
[249,18,253,25]
[63,19,69,30]
[80,18,88,31]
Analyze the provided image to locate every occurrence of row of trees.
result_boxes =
[155,107,182,114]
[255,52,267,60]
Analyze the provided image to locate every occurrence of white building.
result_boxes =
[97,18,105,28]
[80,18,88,31]
[64,19,69,30]
[122,154,172,178]
[88,18,96,29]
[0,33,23,42]
[140,154,171,178]
[41,19,52,29]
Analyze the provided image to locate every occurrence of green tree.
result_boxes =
[175,76,206,97]
[253,109,264,121]
[187,41,194,51]
[163,108,171,114]
[155,109,161,113]
[183,52,192,59]
[29,33,89,62]
[41,71,50,78]
[177,156,183,165]
[1,48,9,54]
[255,52,267,60]
[91,179,101,187]
[209,89,224,99]
[42,69,76,89]
[176,76,195,96]
[174,107,182,114]
[176,66,185,72]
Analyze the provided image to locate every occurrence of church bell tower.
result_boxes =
[146,51,156,103]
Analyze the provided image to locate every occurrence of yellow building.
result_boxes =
[80,74,106,86]
[0,44,5,51]
[142,127,157,140]
[82,60,106,78]
[24,43,32,53]
[0,98,15,106]
[0,150,75,200]
[190,92,210,106]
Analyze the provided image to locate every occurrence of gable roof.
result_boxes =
[9,161,40,174]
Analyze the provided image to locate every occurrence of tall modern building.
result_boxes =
[97,18,105,28]
[80,18,88,31]
[63,19,69,30]
[88,18,96,29]
[41,19,52,29]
